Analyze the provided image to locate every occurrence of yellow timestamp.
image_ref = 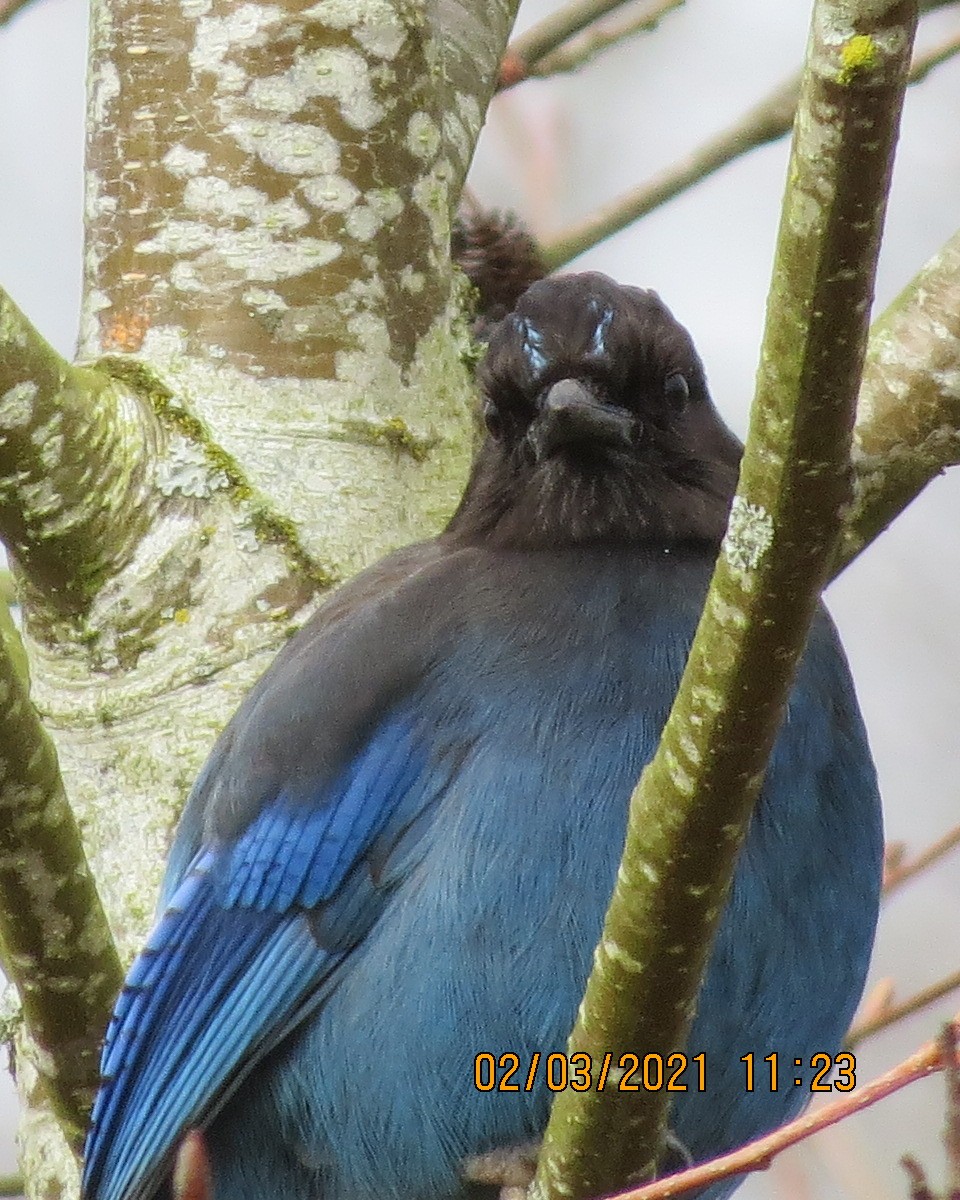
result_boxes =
[741,1052,856,1092]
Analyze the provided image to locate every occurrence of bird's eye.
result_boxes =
[664,372,689,409]
[483,401,504,440]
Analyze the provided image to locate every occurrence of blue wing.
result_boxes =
[82,708,446,1200]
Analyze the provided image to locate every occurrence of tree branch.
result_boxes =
[498,0,683,87]
[499,0,632,86]
[532,4,917,1196]
[613,1019,957,1200]
[847,970,960,1048]
[0,287,160,615]
[0,0,33,26]
[883,823,960,894]
[540,12,959,269]
[0,598,124,1150]
[834,228,960,572]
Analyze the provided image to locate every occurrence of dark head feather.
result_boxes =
[444,272,742,550]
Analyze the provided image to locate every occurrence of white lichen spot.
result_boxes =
[302,0,406,60]
[218,229,341,280]
[155,438,228,498]
[723,495,774,573]
[184,176,262,219]
[442,111,469,164]
[664,748,696,797]
[637,858,659,885]
[163,144,210,178]
[706,588,749,630]
[367,188,402,222]
[301,174,359,212]
[191,6,283,85]
[0,381,38,429]
[406,112,441,161]
[229,118,340,175]
[243,287,288,316]
[602,937,644,974]
[456,93,482,140]
[249,48,383,130]
[690,683,722,716]
[676,731,702,767]
[184,177,309,233]
[208,344,227,360]
[411,167,451,248]
[136,220,215,257]
[181,0,212,15]
[232,514,260,552]
[399,266,424,293]
[91,61,121,126]
[263,197,310,232]
[170,262,204,293]
[0,980,21,1027]
[39,434,65,472]
[247,73,307,114]
[344,206,380,241]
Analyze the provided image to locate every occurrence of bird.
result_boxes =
[82,271,883,1200]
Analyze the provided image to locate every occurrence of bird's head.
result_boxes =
[445,272,742,550]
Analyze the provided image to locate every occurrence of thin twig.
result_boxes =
[542,20,960,267]
[910,27,960,83]
[946,1023,960,1195]
[500,0,634,86]
[884,824,960,895]
[847,970,960,1048]
[518,0,685,84]
[541,74,801,267]
[611,1020,958,1200]
[0,0,34,26]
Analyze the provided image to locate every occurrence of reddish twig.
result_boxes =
[608,1020,958,1200]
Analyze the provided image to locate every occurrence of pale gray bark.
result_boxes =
[2,1,518,1193]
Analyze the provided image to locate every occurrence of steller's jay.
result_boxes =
[82,272,883,1200]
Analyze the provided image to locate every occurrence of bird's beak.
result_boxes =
[526,378,636,463]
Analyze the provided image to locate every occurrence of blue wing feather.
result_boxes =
[83,710,437,1200]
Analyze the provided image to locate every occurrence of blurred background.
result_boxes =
[1,0,958,1195]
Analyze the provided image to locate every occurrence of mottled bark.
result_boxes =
[0,602,123,1150]
[533,3,918,1197]
[838,229,960,571]
[2,1,519,1195]
[0,289,157,613]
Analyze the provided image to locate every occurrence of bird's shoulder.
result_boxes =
[190,540,715,838]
